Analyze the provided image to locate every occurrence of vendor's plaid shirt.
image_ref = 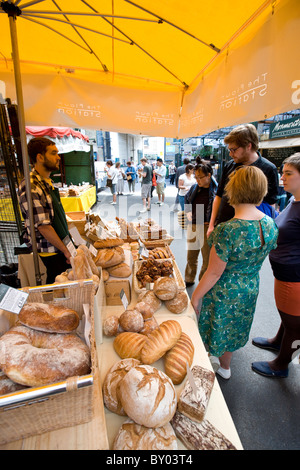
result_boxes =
[18,169,58,253]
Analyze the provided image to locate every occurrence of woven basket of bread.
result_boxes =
[0,280,99,445]
[139,233,174,248]
[133,259,185,294]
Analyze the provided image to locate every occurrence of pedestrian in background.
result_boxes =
[191,166,278,380]
[252,153,300,378]
[115,161,125,195]
[138,157,153,213]
[173,157,190,212]
[154,158,167,205]
[105,160,118,205]
[168,161,177,184]
[178,163,195,210]
[125,161,136,194]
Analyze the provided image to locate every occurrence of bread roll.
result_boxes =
[119,365,177,428]
[135,301,155,319]
[165,291,189,314]
[171,411,236,450]
[54,274,69,284]
[94,238,124,249]
[119,309,144,333]
[164,332,194,384]
[113,419,178,450]
[153,277,178,300]
[94,246,125,268]
[113,332,147,360]
[139,316,159,336]
[137,290,162,312]
[140,320,182,364]
[106,262,131,278]
[177,365,215,423]
[103,358,141,415]
[103,315,119,337]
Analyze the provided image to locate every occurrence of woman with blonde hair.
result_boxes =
[191,166,278,379]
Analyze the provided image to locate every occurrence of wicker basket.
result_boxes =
[140,244,174,260]
[133,259,185,294]
[139,233,174,248]
[0,280,97,445]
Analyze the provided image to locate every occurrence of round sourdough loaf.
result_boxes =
[153,277,178,300]
[119,364,177,428]
[113,418,178,450]
[119,309,144,332]
[103,315,119,337]
[165,291,189,314]
[137,290,162,312]
[103,358,141,415]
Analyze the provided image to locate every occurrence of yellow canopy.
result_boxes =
[1,0,299,138]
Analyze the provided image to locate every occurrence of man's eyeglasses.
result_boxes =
[228,147,240,154]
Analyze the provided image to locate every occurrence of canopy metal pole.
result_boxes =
[8,13,42,285]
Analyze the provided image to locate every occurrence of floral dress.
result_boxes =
[198,216,278,356]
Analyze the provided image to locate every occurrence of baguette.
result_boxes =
[113,332,147,360]
[94,238,124,249]
[164,332,194,384]
[140,320,182,364]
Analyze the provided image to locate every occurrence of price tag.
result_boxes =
[69,226,86,246]
[186,362,199,400]
[63,235,77,257]
[85,241,98,257]
[120,288,129,310]
[0,284,28,314]
[140,246,149,258]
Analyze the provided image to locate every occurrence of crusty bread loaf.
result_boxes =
[94,238,124,249]
[94,246,125,268]
[153,276,178,300]
[171,411,236,450]
[106,262,131,278]
[164,332,194,384]
[78,245,99,275]
[139,316,159,336]
[165,291,189,314]
[0,370,24,396]
[103,315,119,337]
[135,301,155,319]
[140,320,182,364]
[103,358,141,415]
[137,290,162,312]
[73,252,93,280]
[19,302,80,333]
[113,332,147,360]
[119,309,144,333]
[119,365,177,428]
[177,365,215,422]
[113,419,178,450]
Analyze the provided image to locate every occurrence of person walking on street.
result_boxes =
[207,124,279,237]
[18,137,72,284]
[173,157,190,212]
[138,157,153,213]
[115,162,125,195]
[184,158,218,287]
[168,162,176,185]
[105,160,119,205]
[154,158,167,205]
[252,153,300,378]
[178,163,196,210]
[191,166,278,380]
[125,161,136,193]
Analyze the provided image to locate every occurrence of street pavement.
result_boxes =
[94,178,300,450]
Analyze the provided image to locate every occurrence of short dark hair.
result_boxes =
[106,160,113,166]
[185,163,194,174]
[157,158,163,163]
[194,156,212,176]
[183,158,190,165]
[224,124,259,152]
[27,137,55,164]
[283,153,300,172]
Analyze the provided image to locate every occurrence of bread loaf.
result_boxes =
[19,302,80,333]
[103,358,141,415]
[139,316,159,336]
[153,277,178,300]
[137,290,162,312]
[94,247,125,268]
[119,365,177,428]
[113,332,147,360]
[78,244,99,275]
[106,262,131,278]
[177,365,215,422]
[94,238,124,249]
[165,291,189,314]
[135,301,155,319]
[0,370,24,396]
[171,411,236,450]
[140,320,182,364]
[164,332,194,384]
[119,309,144,333]
[113,419,177,450]
[72,252,93,279]
[103,315,119,337]
[102,269,109,281]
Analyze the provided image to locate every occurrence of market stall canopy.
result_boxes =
[25,126,91,152]
[0,0,300,138]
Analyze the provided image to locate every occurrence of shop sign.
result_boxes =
[270,116,300,139]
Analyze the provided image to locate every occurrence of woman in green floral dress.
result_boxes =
[191,166,278,379]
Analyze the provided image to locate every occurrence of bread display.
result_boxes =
[94,246,125,268]
[171,411,236,450]
[140,320,182,364]
[106,262,131,278]
[113,419,178,450]
[165,291,189,314]
[19,302,80,334]
[138,219,167,240]
[144,247,173,260]
[103,358,141,415]
[118,365,177,428]
[119,309,144,333]
[136,260,173,287]
[153,276,178,301]
[164,332,194,384]
[177,365,215,423]
[113,332,147,360]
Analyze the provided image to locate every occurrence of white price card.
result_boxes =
[85,241,98,257]
[120,288,129,310]
[0,284,28,315]
[69,226,86,246]
[63,235,77,257]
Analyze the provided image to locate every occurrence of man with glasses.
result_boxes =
[207,124,279,237]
